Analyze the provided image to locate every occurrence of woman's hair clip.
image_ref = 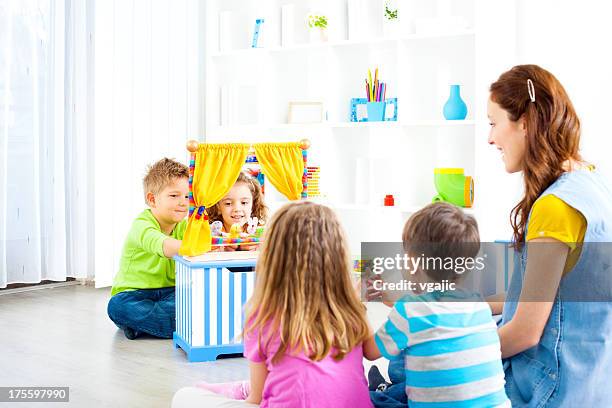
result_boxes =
[527,79,536,103]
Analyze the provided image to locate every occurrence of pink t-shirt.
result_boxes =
[244,325,373,408]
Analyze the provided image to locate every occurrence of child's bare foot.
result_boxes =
[195,380,250,400]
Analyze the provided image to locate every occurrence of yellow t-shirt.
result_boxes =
[526,194,586,273]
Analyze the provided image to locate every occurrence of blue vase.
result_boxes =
[443,84,468,120]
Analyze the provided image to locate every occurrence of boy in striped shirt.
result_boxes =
[363,202,509,407]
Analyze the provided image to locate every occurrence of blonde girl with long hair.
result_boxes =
[172,201,373,408]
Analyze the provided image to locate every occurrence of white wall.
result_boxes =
[516,0,612,179]
[473,0,521,242]
[477,1,612,241]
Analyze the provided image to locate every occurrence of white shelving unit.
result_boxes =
[202,0,516,252]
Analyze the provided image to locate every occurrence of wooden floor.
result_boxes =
[0,285,249,408]
[0,285,389,408]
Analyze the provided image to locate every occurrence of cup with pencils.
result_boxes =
[365,67,387,121]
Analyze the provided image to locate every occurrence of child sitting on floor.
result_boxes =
[172,202,374,408]
[363,202,510,408]
[107,158,189,340]
[207,171,268,252]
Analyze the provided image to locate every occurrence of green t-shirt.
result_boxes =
[111,209,187,296]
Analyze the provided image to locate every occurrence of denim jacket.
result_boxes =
[502,169,612,407]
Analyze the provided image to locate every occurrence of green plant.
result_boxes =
[384,2,398,20]
[307,14,328,29]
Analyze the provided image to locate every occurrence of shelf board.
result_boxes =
[210,48,267,58]
[328,121,401,128]
[399,30,475,42]
[331,203,475,215]
[210,30,475,58]
[329,120,475,128]
[208,120,475,132]
[262,201,476,215]
[402,119,476,127]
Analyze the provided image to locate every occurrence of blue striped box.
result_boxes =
[173,256,256,362]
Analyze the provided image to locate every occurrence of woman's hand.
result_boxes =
[498,238,568,359]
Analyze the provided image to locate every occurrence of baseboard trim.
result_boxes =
[0,280,82,296]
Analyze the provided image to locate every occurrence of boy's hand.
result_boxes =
[162,238,182,258]
[365,275,383,302]
[363,326,382,361]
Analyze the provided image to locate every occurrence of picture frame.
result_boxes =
[350,98,368,122]
[384,98,398,121]
[287,101,325,124]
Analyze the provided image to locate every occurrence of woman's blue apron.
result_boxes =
[502,169,612,407]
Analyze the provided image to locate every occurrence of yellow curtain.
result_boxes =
[254,143,304,200]
[180,143,250,256]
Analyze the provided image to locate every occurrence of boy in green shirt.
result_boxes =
[107,158,189,339]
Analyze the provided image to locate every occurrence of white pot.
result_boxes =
[309,28,328,43]
[382,18,400,37]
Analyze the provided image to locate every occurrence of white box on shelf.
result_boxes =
[281,5,295,47]
[354,157,369,205]
[347,0,366,41]
[219,85,231,126]
[368,157,387,206]
[219,11,233,52]
[219,85,258,125]
[234,85,258,125]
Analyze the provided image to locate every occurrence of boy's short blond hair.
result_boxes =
[143,158,189,203]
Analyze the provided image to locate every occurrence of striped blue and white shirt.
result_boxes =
[375,291,510,408]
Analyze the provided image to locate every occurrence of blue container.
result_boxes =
[366,102,386,122]
[443,84,468,120]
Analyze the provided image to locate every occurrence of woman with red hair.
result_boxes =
[487,64,612,406]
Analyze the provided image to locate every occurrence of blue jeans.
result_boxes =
[370,356,407,408]
[107,287,175,338]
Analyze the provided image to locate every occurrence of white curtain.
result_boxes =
[0,0,92,288]
[92,0,202,288]
[0,0,201,289]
